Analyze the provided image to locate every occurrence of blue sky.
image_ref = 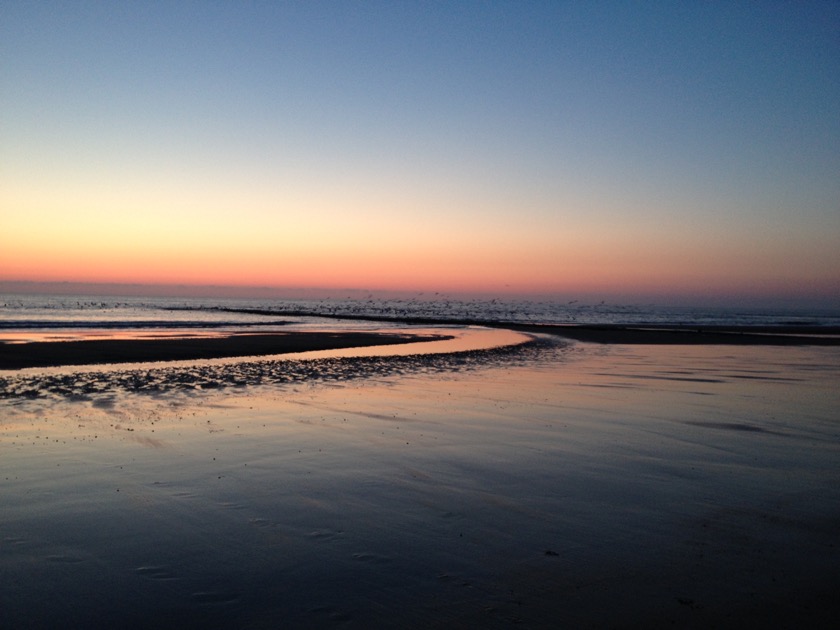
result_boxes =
[2,1,839,304]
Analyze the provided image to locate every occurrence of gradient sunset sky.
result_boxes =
[2,2,838,305]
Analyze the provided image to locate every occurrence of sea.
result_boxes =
[2,293,839,336]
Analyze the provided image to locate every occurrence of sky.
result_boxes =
[2,1,839,306]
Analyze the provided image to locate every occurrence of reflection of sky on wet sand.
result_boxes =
[2,343,839,627]
[279,327,530,359]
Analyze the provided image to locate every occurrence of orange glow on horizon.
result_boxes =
[4,236,839,301]
[3,176,838,301]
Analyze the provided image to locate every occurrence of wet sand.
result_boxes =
[1,337,839,627]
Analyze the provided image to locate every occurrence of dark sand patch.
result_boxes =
[502,323,840,345]
[0,331,446,370]
[683,421,782,434]
[593,372,727,383]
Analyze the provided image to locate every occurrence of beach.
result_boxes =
[2,326,839,627]
[4,0,839,625]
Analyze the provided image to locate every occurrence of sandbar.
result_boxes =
[502,323,840,345]
[0,331,449,370]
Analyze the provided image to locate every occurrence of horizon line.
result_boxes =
[1,279,839,310]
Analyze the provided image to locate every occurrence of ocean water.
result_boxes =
[2,293,838,333]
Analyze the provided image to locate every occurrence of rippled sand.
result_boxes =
[1,339,839,627]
